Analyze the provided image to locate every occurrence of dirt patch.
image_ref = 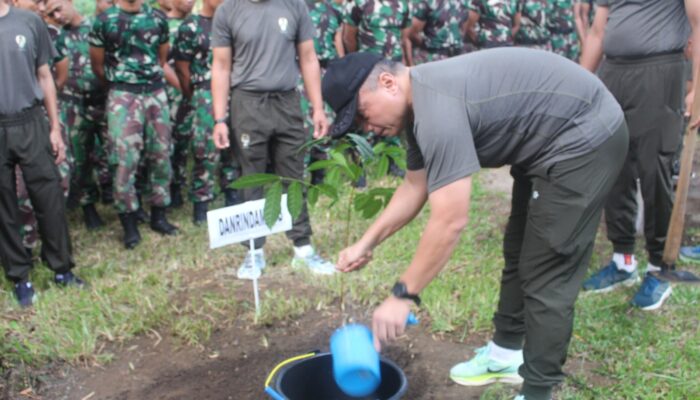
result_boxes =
[39,308,491,400]
[36,303,610,400]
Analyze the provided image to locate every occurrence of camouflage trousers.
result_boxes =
[16,118,71,249]
[189,87,238,202]
[550,31,580,62]
[61,95,110,206]
[168,86,194,187]
[298,72,333,168]
[107,88,172,213]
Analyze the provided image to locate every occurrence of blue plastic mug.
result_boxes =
[330,324,381,397]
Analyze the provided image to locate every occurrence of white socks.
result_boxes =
[612,253,637,273]
[293,244,314,258]
[612,253,661,273]
[487,341,521,364]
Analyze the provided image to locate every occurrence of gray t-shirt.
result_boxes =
[597,0,690,58]
[0,7,55,115]
[211,0,315,92]
[406,48,624,193]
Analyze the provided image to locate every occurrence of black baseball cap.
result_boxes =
[322,53,383,138]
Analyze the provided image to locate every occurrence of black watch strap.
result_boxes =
[391,282,421,306]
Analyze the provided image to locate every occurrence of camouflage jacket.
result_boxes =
[515,0,550,44]
[344,0,411,61]
[411,0,464,50]
[89,4,169,85]
[304,0,342,62]
[547,0,575,34]
[173,14,213,85]
[471,0,519,48]
[55,18,100,94]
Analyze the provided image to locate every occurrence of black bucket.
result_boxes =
[272,352,407,400]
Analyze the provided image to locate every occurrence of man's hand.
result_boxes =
[312,109,329,139]
[337,241,373,272]
[686,90,700,130]
[50,128,66,164]
[213,122,230,149]
[372,296,412,352]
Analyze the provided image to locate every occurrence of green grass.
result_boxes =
[1,173,699,399]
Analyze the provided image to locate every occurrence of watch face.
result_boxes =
[392,282,407,297]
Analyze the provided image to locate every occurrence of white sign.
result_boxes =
[207,195,292,249]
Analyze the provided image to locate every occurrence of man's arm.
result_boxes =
[89,46,107,87]
[409,18,426,47]
[297,39,329,138]
[160,43,181,91]
[574,2,590,47]
[343,23,359,53]
[37,63,66,164]
[512,11,521,38]
[334,29,346,57]
[175,60,192,99]
[54,57,68,92]
[401,27,413,66]
[462,10,479,43]
[579,5,608,71]
[211,46,232,149]
[337,169,430,272]
[685,0,700,120]
[370,175,472,350]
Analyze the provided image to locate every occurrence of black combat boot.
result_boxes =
[193,201,208,225]
[118,212,141,249]
[82,203,104,230]
[150,206,179,235]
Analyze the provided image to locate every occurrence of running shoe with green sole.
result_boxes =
[450,345,524,386]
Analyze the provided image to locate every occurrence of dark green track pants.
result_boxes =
[228,88,312,249]
[492,123,628,399]
[599,52,685,265]
[0,106,74,282]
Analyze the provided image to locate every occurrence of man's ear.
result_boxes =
[378,71,397,93]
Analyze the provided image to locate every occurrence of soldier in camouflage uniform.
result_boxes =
[469,0,521,49]
[93,0,115,205]
[299,0,344,184]
[50,0,108,230]
[343,0,411,63]
[514,0,551,50]
[343,0,410,177]
[174,0,239,224]
[166,0,195,208]
[409,0,465,64]
[547,0,579,61]
[90,0,178,249]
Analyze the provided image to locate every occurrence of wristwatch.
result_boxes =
[214,116,227,124]
[391,282,421,306]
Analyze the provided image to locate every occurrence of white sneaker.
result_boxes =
[291,245,336,275]
[237,250,265,280]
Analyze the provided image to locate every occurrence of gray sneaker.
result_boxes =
[237,250,265,280]
[292,250,336,275]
